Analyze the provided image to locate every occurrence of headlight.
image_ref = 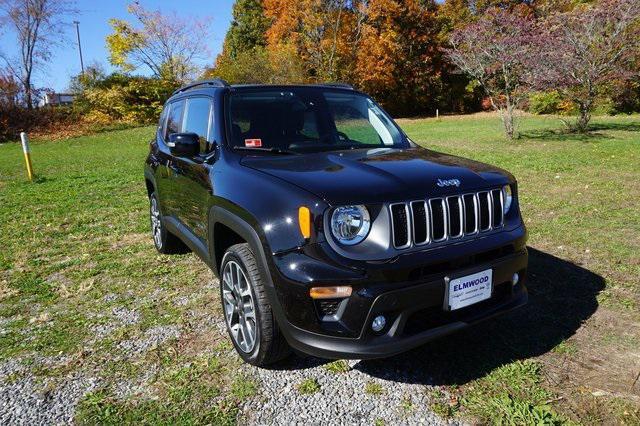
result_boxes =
[330,205,371,245]
[502,185,513,214]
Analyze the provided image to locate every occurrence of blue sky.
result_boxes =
[0,0,235,92]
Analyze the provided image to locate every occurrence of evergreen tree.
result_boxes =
[224,0,271,58]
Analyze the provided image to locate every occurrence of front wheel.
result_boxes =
[220,243,291,366]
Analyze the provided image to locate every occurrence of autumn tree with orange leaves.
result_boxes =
[355,0,448,116]
[263,0,364,82]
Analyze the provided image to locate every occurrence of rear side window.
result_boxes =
[165,100,185,140]
[183,97,213,154]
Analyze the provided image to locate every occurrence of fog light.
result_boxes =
[512,272,520,286]
[371,315,386,332]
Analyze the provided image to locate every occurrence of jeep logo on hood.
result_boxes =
[436,178,461,187]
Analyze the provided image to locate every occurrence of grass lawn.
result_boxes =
[0,113,639,424]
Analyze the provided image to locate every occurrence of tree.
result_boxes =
[224,0,270,59]
[205,44,305,84]
[73,72,175,123]
[356,0,447,116]
[0,68,20,107]
[0,0,74,109]
[533,0,640,131]
[447,7,536,139]
[106,2,211,84]
[263,0,362,82]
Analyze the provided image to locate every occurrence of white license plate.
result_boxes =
[446,269,493,311]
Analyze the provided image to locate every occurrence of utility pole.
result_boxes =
[73,20,84,74]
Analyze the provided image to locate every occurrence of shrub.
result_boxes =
[0,106,80,142]
[528,91,563,115]
[612,77,640,113]
[74,73,177,124]
[593,97,617,116]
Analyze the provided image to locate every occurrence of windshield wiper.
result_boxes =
[232,146,298,155]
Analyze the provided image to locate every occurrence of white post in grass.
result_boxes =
[20,132,34,181]
[436,109,439,120]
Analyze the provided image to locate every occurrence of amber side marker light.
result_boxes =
[309,286,352,300]
[298,206,312,239]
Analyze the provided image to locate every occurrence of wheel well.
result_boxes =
[145,179,154,198]
[213,222,246,272]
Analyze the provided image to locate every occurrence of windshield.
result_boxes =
[227,88,407,153]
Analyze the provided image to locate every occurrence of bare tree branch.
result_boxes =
[0,0,75,108]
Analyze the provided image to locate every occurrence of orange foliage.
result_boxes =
[263,0,302,46]
[263,0,363,82]
[355,0,445,115]
[241,0,463,115]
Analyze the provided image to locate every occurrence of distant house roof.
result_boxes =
[39,92,75,107]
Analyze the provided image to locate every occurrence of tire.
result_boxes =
[220,243,291,366]
[149,191,189,254]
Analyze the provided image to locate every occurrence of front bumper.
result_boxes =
[263,226,528,359]
[281,251,526,359]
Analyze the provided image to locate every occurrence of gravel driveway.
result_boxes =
[240,356,457,425]
[0,274,463,425]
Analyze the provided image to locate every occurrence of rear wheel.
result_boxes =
[149,192,188,254]
[220,243,291,366]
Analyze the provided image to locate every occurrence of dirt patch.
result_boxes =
[110,233,150,250]
[0,279,18,301]
[541,308,640,421]
[544,309,640,397]
[171,330,224,362]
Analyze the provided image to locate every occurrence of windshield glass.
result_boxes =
[227,88,406,153]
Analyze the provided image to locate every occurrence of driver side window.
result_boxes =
[165,100,185,141]
[183,97,213,154]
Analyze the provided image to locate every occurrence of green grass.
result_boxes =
[297,378,321,394]
[364,381,385,396]
[400,396,414,414]
[428,389,459,419]
[461,361,566,425]
[323,359,350,374]
[1,114,639,424]
[77,360,236,425]
[0,126,243,423]
[551,340,578,356]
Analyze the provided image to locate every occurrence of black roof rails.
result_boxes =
[172,78,229,96]
[322,82,354,90]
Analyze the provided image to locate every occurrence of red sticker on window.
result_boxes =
[245,138,262,148]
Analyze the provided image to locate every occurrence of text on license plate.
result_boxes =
[447,269,493,311]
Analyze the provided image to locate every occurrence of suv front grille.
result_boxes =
[390,189,504,249]
[390,203,410,248]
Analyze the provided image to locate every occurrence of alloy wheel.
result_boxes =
[150,197,163,248]
[222,260,257,353]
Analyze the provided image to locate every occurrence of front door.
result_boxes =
[170,96,215,242]
[157,99,185,219]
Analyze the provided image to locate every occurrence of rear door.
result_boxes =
[170,96,215,242]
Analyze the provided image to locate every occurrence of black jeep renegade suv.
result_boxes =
[144,79,528,366]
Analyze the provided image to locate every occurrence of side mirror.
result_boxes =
[168,133,200,157]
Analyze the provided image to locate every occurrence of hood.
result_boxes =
[240,147,513,205]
